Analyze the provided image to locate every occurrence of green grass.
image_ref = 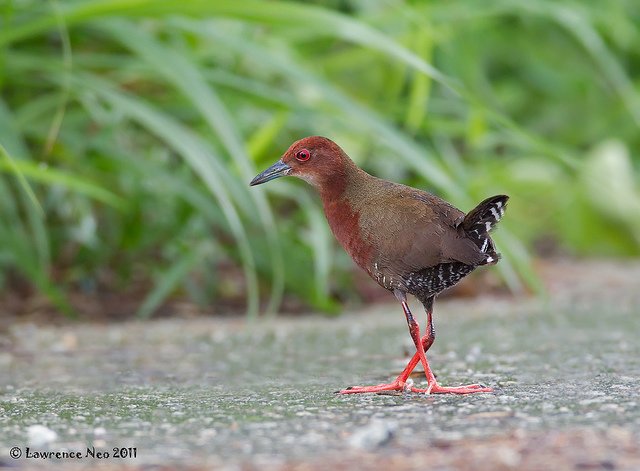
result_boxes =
[0,0,639,317]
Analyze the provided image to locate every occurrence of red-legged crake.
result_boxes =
[250,136,508,394]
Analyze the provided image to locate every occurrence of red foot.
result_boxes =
[339,381,404,394]
[411,383,493,394]
[339,382,492,395]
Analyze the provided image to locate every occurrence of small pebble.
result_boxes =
[348,419,396,450]
[27,425,57,447]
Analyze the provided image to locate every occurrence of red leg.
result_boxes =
[339,331,432,394]
[340,294,492,395]
[340,291,435,394]
[411,296,491,394]
[405,295,436,379]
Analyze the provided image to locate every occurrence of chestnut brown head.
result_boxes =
[250,136,354,188]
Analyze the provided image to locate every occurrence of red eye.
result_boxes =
[295,149,310,162]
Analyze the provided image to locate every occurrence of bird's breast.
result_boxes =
[322,197,374,271]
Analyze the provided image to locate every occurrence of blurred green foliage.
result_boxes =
[0,0,639,317]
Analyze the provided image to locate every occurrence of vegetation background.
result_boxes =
[1,0,639,319]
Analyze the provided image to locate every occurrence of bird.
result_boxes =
[250,136,508,394]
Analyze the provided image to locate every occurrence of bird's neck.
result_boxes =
[316,161,370,203]
[317,163,376,270]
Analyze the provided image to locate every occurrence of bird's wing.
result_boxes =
[359,186,486,274]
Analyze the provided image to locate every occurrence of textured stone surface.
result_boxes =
[1,260,639,470]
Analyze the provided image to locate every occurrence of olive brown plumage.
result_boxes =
[250,136,508,394]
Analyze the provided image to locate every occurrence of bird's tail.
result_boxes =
[461,195,509,264]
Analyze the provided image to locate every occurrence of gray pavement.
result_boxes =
[1,260,639,470]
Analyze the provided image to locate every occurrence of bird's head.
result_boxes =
[250,136,354,189]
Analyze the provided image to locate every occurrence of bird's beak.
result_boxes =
[250,160,291,186]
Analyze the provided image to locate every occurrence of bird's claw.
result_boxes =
[338,381,403,394]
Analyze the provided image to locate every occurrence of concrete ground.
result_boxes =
[1,260,639,470]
